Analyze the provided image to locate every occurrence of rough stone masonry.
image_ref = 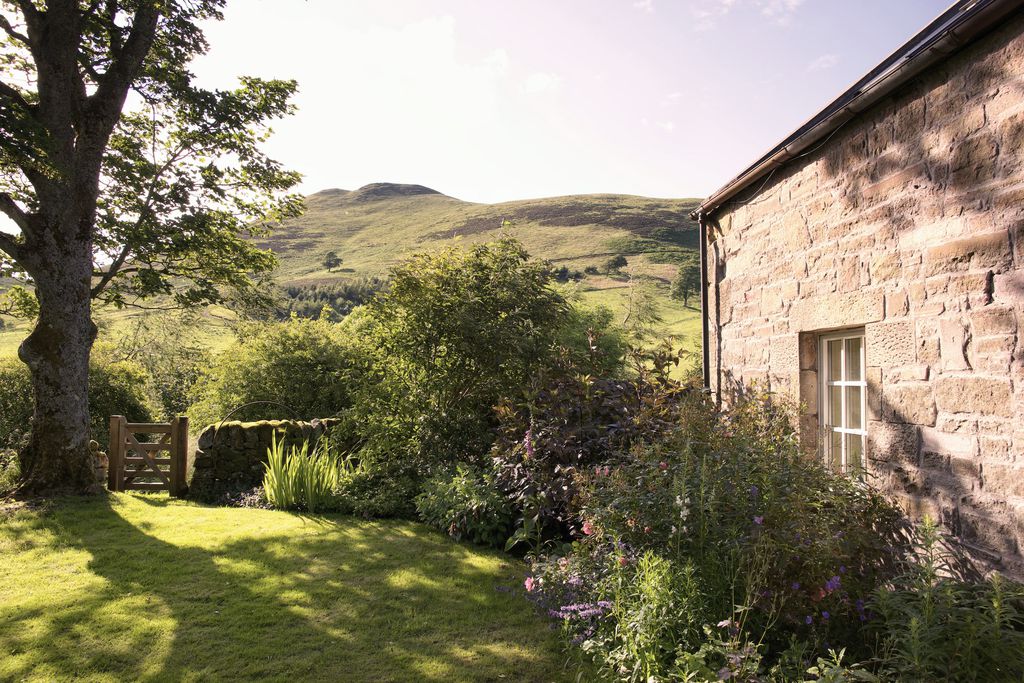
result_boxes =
[704,14,1024,574]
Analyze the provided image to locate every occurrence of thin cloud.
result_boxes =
[690,0,804,31]
[806,53,838,71]
[633,0,655,13]
[521,72,562,95]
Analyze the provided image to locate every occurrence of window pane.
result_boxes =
[846,337,862,381]
[830,385,842,427]
[846,386,863,429]
[830,431,843,470]
[846,433,863,474]
[828,340,842,381]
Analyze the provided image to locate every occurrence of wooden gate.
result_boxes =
[107,415,189,496]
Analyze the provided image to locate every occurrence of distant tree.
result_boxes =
[584,265,599,275]
[323,251,342,271]
[671,262,702,307]
[604,254,628,273]
[0,1,301,494]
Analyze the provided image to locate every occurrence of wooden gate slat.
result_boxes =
[108,415,187,496]
[125,432,171,486]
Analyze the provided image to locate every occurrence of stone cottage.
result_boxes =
[692,0,1024,574]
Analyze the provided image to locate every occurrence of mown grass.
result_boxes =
[0,493,574,682]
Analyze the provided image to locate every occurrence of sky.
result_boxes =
[191,0,953,204]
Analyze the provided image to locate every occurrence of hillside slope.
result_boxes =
[1,184,703,359]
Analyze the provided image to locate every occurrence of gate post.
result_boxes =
[171,416,189,497]
[108,415,125,492]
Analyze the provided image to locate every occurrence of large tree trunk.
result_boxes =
[17,236,98,494]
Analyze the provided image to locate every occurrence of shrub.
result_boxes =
[0,353,157,452]
[332,458,419,519]
[0,448,19,492]
[263,435,348,513]
[352,237,622,471]
[492,345,688,542]
[869,519,1024,681]
[604,254,628,273]
[527,389,910,680]
[415,466,514,547]
[189,316,363,428]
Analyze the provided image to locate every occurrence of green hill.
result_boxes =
[1,184,703,360]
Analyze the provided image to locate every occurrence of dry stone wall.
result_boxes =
[706,14,1024,575]
[188,419,342,502]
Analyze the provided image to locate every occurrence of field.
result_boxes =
[0,493,574,682]
[0,184,703,359]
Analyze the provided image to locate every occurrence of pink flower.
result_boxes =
[602,465,610,477]
[618,556,629,567]
[582,520,594,536]
[524,577,536,592]
[659,461,669,471]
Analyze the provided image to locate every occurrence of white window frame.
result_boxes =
[819,329,867,475]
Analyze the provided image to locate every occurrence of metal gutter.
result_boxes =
[698,214,710,389]
[690,0,1023,221]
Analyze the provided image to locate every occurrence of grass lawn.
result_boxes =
[0,494,574,682]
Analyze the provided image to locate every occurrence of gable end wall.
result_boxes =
[706,12,1024,575]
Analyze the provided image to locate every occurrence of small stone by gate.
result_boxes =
[107,415,189,496]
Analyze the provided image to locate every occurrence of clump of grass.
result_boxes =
[263,435,348,513]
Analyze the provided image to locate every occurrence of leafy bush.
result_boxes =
[527,389,911,680]
[352,236,623,471]
[0,353,157,453]
[869,519,1024,681]
[263,435,348,513]
[415,466,514,547]
[332,457,419,519]
[189,316,363,428]
[0,448,19,492]
[105,314,211,419]
[493,345,688,542]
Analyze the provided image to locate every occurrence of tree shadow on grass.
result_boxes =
[1,495,570,682]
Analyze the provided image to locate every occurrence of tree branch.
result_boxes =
[0,192,29,232]
[0,229,22,261]
[90,242,130,297]
[0,13,29,44]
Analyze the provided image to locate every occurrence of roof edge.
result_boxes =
[692,0,1023,220]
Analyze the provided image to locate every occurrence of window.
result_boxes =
[819,330,866,474]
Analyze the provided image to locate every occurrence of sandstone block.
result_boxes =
[938,318,970,371]
[971,305,1017,337]
[921,426,978,458]
[868,420,919,464]
[867,367,883,420]
[866,319,916,366]
[984,463,1024,498]
[790,290,884,331]
[884,382,938,426]
[993,271,1024,306]
[886,290,910,317]
[923,230,1011,276]
[887,365,930,383]
[934,376,1014,416]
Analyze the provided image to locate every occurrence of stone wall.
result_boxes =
[706,14,1024,575]
[189,419,342,501]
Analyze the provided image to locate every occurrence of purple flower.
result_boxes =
[524,427,535,459]
[749,485,759,496]
[753,515,764,525]
[839,565,847,574]
[821,611,830,621]
[825,575,842,592]
[805,615,813,625]
[718,667,733,681]
[791,581,801,590]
